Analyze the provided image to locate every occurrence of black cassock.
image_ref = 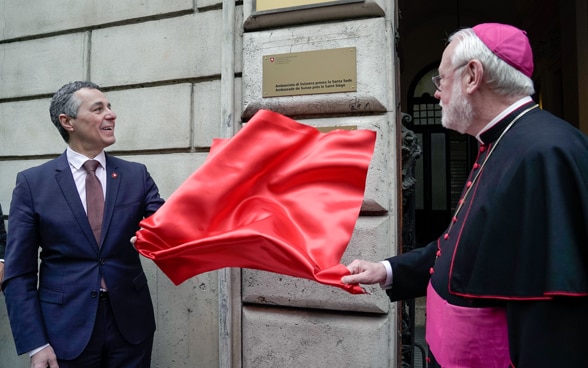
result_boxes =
[387,101,588,367]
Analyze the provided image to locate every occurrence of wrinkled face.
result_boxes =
[434,42,474,134]
[440,74,475,134]
[63,88,116,156]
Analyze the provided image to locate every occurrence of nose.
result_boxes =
[434,90,441,100]
[105,108,117,120]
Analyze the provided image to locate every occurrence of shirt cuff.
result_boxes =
[379,260,393,289]
[28,344,50,357]
[0,259,4,263]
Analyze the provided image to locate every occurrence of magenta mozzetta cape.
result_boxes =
[134,109,376,294]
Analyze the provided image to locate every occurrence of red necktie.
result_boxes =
[83,160,107,289]
[83,160,104,243]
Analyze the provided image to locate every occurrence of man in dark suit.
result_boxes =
[3,81,164,368]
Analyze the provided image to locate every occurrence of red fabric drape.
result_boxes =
[134,109,376,294]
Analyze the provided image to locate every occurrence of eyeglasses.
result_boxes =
[431,74,444,92]
[431,62,469,92]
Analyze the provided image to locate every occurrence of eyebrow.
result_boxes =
[89,101,112,109]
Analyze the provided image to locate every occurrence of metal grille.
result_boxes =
[412,101,442,126]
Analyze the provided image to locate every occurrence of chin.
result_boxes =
[442,118,468,134]
[104,138,116,147]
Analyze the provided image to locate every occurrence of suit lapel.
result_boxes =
[54,152,98,251]
[101,154,121,247]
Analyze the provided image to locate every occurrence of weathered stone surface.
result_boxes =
[108,85,192,151]
[124,153,208,199]
[242,18,392,119]
[243,305,394,368]
[91,11,225,86]
[0,34,89,99]
[0,99,66,156]
[242,216,394,313]
[0,0,194,41]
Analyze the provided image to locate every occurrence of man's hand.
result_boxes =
[31,345,58,368]
[341,259,386,285]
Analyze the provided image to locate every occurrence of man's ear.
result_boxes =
[464,60,484,94]
[59,114,74,133]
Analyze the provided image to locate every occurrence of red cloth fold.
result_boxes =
[135,109,376,294]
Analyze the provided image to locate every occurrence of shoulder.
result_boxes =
[491,109,588,185]
[18,154,66,178]
[512,109,588,152]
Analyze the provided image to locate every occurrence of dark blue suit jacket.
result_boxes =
[0,203,5,259]
[3,152,164,359]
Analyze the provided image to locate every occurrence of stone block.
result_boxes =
[150,268,220,367]
[0,34,89,99]
[198,0,222,10]
[108,84,192,151]
[194,77,243,147]
[0,0,194,41]
[242,305,394,368]
[242,18,392,118]
[91,11,224,86]
[121,153,209,200]
[243,215,395,313]
[0,99,66,156]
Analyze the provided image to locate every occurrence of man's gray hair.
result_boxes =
[49,81,102,143]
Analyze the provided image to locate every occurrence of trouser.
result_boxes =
[58,291,153,368]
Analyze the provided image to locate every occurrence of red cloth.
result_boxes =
[135,109,376,294]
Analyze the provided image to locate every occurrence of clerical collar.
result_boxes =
[477,96,535,144]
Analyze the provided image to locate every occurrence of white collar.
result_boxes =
[66,148,106,171]
[475,96,533,143]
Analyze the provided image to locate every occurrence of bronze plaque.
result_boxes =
[263,47,357,98]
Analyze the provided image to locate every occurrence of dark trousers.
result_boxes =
[58,293,153,368]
